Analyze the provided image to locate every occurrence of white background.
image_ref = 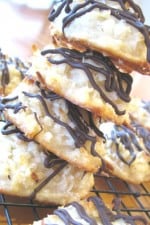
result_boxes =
[141,0,150,24]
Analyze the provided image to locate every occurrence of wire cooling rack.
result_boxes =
[0,174,149,225]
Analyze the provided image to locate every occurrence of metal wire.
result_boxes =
[0,175,149,224]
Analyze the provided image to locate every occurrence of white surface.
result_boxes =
[141,0,150,24]
[10,0,51,9]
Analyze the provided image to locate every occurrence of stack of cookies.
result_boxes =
[29,0,149,184]
[0,1,150,224]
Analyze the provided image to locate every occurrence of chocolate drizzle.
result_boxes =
[1,120,18,135]
[30,160,67,200]
[0,119,68,199]
[41,48,133,115]
[66,100,97,153]
[89,196,147,225]
[22,90,96,149]
[89,196,114,225]
[98,120,146,165]
[35,80,61,100]
[0,50,9,92]
[0,49,29,94]
[114,0,145,22]
[54,208,83,225]
[110,124,143,165]
[14,57,29,79]
[0,96,26,114]
[54,200,97,224]
[69,201,97,225]
[44,152,65,168]
[53,196,147,225]
[132,123,150,153]
[1,120,32,142]
[49,0,150,62]
[1,81,99,154]
[88,111,105,141]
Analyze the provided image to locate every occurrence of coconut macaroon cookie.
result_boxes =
[95,120,150,184]
[1,77,103,173]
[29,46,133,125]
[33,196,148,225]
[0,120,94,205]
[0,49,29,96]
[48,0,150,75]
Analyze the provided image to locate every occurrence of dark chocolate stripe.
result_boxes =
[35,81,62,100]
[0,101,25,113]
[114,213,147,225]
[88,196,113,225]
[89,196,147,225]
[0,50,10,93]
[0,50,29,94]
[49,0,150,61]
[66,100,97,149]
[132,123,150,152]
[44,152,65,168]
[0,119,69,199]
[53,196,147,224]
[41,48,132,115]
[0,96,25,113]
[88,111,105,140]
[23,90,96,149]
[67,101,89,134]
[1,121,18,135]
[14,57,29,79]
[1,120,32,142]
[0,95,18,103]
[115,0,145,22]
[110,124,143,165]
[70,202,97,225]
[54,208,83,225]
[0,81,99,154]
[35,82,96,147]
[30,162,67,200]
